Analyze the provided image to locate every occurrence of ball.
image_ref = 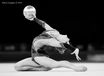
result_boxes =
[23,5,36,21]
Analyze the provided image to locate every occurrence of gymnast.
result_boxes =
[14,5,87,72]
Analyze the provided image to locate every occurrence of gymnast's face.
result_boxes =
[57,35,70,43]
[46,30,70,43]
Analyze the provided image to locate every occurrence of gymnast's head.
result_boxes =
[46,30,70,43]
[57,35,70,43]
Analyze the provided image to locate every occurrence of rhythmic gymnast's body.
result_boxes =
[15,17,87,72]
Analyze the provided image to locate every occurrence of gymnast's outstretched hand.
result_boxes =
[71,48,81,61]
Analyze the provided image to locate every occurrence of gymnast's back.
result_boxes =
[31,31,59,60]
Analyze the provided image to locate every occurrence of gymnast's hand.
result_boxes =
[71,48,81,61]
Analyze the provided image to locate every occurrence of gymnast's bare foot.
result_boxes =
[74,66,87,72]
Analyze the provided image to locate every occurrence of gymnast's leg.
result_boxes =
[34,56,87,72]
[15,57,51,71]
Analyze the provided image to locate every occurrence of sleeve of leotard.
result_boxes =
[63,43,76,53]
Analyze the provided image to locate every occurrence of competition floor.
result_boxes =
[0,63,104,76]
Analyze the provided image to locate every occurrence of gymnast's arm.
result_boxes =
[63,43,81,61]
[34,18,55,31]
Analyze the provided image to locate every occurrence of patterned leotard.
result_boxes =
[31,31,76,65]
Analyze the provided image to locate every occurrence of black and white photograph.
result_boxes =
[0,0,103,76]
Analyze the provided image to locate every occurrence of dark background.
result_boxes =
[0,0,103,62]
[0,0,102,46]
